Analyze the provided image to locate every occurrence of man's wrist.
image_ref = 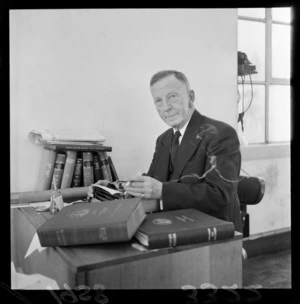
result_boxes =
[141,199,160,213]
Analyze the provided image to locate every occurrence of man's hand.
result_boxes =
[124,175,162,200]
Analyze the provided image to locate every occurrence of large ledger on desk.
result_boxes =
[134,208,235,249]
[37,198,146,247]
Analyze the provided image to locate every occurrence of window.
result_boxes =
[238,8,291,144]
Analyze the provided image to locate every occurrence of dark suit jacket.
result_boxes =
[147,110,242,232]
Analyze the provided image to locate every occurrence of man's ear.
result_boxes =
[189,90,195,106]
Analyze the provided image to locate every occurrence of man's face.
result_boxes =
[150,75,194,129]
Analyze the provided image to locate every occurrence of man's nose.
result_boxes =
[162,99,171,111]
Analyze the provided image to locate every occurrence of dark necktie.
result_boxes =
[170,130,181,167]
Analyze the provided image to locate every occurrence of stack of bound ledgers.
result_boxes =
[36,188,235,249]
[28,129,119,192]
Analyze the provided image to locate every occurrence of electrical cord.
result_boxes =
[237,72,254,131]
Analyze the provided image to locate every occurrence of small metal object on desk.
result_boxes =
[34,205,50,212]
[49,196,58,214]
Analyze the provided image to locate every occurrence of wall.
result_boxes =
[241,149,290,235]
[10,9,238,192]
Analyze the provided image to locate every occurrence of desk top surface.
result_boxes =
[18,206,242,272]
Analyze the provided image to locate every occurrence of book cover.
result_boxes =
[37,198,146,247]
[98,152,113,182]
[134,209,235,249]
[44,143,112,152]
[60,151,78,189]
[107,156,119,182]
[93,153,104,182]
[36,148,57,191]
[83,152,94,186]
[52,153,67,189]
[71,156,83,187]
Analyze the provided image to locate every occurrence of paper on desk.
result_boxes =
[131,242,160,252]
[28,128,105,144]
[24,233,47,259]
[11,262,59,289]
[10,201,51,209]
[11,200,81,209]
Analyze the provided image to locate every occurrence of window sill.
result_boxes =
[241,143,290,161]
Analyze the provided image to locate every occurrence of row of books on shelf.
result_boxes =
[37,143,118,191]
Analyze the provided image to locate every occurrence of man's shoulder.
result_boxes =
[155,128,173,144]
[200,114,237,134]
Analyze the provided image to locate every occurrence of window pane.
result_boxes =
[272,24,291,79]
[272,7,291,23]
[238,8,265,19]
[268,85,290,142]
[238,84,265,144]
[238,20,265,81]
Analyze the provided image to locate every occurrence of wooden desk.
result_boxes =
[12,207,243,289]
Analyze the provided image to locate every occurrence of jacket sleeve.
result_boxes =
[161,125,241,225]
[146,137,159,177]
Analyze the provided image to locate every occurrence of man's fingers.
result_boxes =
[126,175,148,182]
[87,186,94,197]
[125,185,145,193]
[125,191,146,198]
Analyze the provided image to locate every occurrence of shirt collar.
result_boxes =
[173,114,192,144]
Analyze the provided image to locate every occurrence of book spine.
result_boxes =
[71,156,83,187]
[38,222,129,247]
[52,153,67,189]
[82,152,94,186]
[60,151,78,189]
[93,153,103,182]
[45,144,112,152]
[147,224,235,249]
[127,201,146,238]
[36,148,57,191]
[98,152,113,182]
[107,156,119,182]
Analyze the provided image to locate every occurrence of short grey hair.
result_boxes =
[150,70,190,88]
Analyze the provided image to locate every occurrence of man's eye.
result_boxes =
[169,94,177,100]
[155,100,162,106]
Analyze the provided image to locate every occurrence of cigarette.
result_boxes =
[124,182,131,188]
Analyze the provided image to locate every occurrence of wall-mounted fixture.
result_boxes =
[238,51,258,132]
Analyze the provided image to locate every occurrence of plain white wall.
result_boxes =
[243,156,290,234]
[10,9,238,192]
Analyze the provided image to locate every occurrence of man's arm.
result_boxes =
[161,125,241,222]
[125,124,241,223]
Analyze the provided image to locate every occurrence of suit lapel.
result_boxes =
[171,110,204,180]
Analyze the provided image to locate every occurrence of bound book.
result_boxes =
[134,208,235,249]
[82,152,94,186]
[36,148,57,191]
[37,198,146,247]
[61,151,77,189]
[44,143,112,152]
[98,152,113,182]
[93,153,104,182]
[107,156,119,182]
[52,153,67,189]
[71,156,83,187]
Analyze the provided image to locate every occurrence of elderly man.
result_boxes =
[89,70,242,232]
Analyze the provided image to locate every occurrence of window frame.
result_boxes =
[238,8,291,150]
